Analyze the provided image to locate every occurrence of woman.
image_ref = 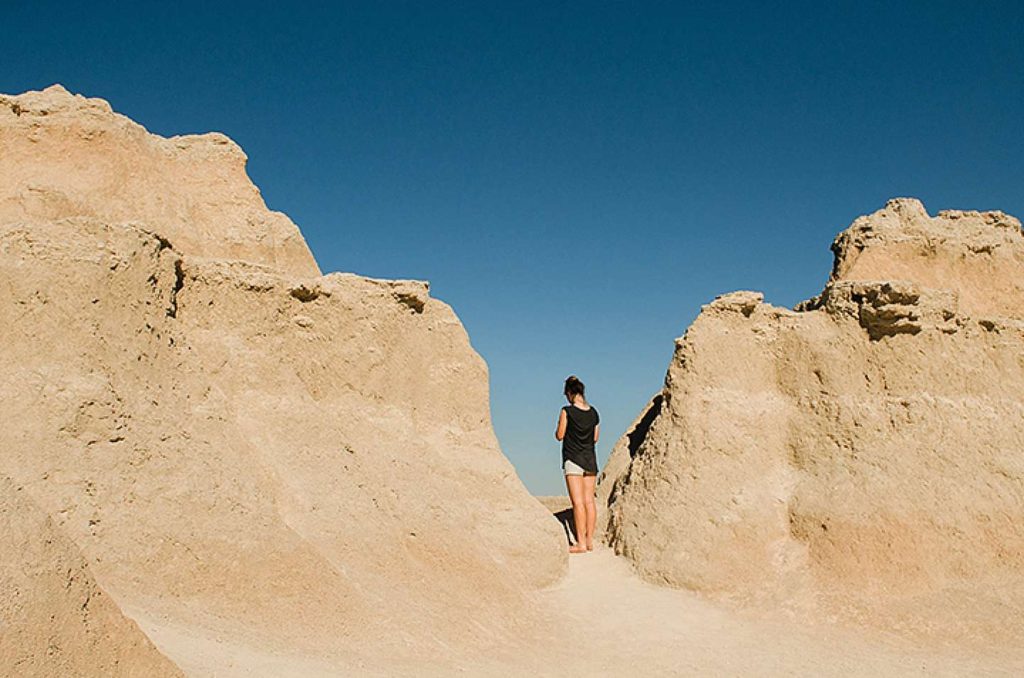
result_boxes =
[555,375,600,553]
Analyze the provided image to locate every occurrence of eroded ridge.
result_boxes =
[0,86,565,675]
[602,199,1024,648]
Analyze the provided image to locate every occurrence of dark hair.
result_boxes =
[564,375,585,399]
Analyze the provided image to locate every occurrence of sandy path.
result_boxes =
[531,546,1022,677]
[138,508,1024,677]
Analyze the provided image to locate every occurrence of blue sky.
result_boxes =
[4,1,1022,494]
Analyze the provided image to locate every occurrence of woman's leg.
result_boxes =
[583,474,597,550]
[564,473,588,553]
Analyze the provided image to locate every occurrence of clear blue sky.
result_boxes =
[4,2,1021,494]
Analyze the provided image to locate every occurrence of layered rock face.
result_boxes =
[603,199,1024,645]
[0,87,564,674]
[824,198,1024,318]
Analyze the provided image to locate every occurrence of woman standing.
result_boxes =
[555,375,600,553]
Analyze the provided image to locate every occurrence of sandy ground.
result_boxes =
[515,497,1024,678]
[534,544,1022,677]
[135,499,1024,676]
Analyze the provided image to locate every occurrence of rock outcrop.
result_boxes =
[603,199,1024,646]
[821,198,1024,318]
[0,85,319,276]
[0,86,564,674]
[0,477,182,677]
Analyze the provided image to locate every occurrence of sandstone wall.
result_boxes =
[604,199,1024,645]
[0,86,565,673]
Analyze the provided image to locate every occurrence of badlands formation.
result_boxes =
[603,198,1024,648]
[1,85,1022,677]
[0,86,564,676]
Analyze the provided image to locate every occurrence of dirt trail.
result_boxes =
[62,511,1024,677]
[532,545,1022,677]
[260,510,1020,677]
[499,498,1024,678]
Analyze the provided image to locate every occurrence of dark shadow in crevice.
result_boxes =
[553,508,578,546]
[627,394,663,459]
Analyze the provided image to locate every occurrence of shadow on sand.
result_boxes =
[553,507,578,546]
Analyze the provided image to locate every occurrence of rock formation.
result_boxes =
[0,85,319,276]
[819,198,1024,318]
[603,199,1024,646]
[0,477,183,677]
[0,86,564,675]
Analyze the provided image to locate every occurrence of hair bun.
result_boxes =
[564,375,586,397]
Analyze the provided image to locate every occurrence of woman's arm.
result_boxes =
[555,409,567,441]
[594,424,600,443]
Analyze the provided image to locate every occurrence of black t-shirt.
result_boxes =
[561,404,599,473]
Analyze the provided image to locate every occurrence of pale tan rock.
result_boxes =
[9,83,1016,675]
[0,476,182,677]
[595,392,664,529]
[604,199,1024,647]
[0,87,565,673]
[0,85,319,276]
[817,197,1024,318]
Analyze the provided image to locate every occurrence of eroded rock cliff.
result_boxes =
[0,86,564,674]
[603,199,1024,646]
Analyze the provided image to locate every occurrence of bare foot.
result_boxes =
[586,542,594,551]
[569,544,587,554]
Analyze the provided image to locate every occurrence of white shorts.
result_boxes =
[563,459,586,476]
